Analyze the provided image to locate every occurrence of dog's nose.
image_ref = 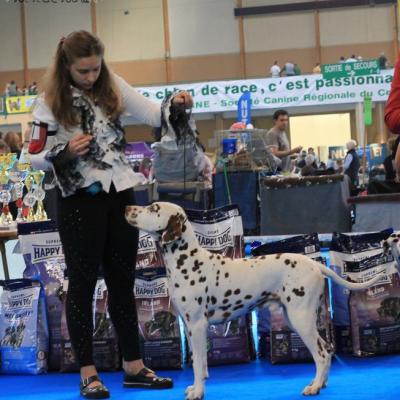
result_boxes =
[125,206,136,215]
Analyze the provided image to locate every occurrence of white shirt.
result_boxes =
[270,65,281,78]
[29,74,161,197]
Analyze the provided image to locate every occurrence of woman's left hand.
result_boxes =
[172,91,193,108]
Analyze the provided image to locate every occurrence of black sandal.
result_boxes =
[80,375,110,399]
[123,367,173,389]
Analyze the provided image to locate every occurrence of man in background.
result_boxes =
[265,109,302,173]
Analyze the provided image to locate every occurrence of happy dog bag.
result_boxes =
[348,252,400,356]
[135,230,183,369]
[185,205,254,365]
[20,221,65,370]
[0,279,49,374]
[329,230,392,353]
[251,233,333,363]
[60,278,120,372]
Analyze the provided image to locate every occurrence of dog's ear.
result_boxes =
[161,213,185,245]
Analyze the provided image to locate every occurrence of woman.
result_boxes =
[28,30,192,399]
[4,131,22,158]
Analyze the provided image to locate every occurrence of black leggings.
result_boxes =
[57,186,140,367]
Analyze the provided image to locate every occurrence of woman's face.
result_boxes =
[68,55,102,91]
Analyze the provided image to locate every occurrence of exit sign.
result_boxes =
[322,60,380,80]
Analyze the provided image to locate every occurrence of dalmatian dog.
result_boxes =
[382,232,400,273]
[125,202,383,399]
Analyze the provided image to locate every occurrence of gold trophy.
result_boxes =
[0,168,13,226]
[32,170,47,221]
[9,163,30,223]
[23,174,36,222]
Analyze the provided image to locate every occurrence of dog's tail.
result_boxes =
[319,264,384,290]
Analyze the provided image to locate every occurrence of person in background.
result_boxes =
[294,63,301,75]
[296,150,307,168]
[346,54,358,62]
[312,63,321,74]
[28,30,192,399]
[4,131,22,158]
[28,81,38,95]
[270,61,281,78]
[0,140,10,154]
[343,139,360,191]
[301,154,317,176]
[385,56,400,134]
[378,53,388,70]
[265,109,302,173]
[339,56,346,63]
[5,80,18,96]
[280,61,295,77]
[383,136,400,180]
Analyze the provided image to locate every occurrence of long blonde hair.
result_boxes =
[43,30,122,130]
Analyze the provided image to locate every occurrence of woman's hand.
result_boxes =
[67,134,93,158]
[172,91,193,108]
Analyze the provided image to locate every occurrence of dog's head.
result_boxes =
[125,202,187,245]
[382,232,400,263]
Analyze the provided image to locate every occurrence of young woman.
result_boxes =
[29,30,192,399]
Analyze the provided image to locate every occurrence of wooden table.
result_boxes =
[0,229,18,280]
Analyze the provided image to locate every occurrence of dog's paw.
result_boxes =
[302,384,321,396]
[185,385,194,395]
[185,385,204,400]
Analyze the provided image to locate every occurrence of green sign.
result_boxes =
[322,60,380,80]
[364,95,373,126]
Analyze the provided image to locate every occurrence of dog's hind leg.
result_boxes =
[285,307,332,396]
[185,318,208,400]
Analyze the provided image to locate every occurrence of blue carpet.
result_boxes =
[1,354,399,400]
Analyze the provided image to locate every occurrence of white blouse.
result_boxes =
[29,74,161,197]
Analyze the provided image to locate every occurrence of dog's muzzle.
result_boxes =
[125,206,138,225]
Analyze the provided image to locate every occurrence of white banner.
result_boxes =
[135,70,394,113]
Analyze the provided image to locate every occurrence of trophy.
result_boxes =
[0,169,13,226]
[9,163,30,222]
[32,170,47,221]
[23,174,36,222]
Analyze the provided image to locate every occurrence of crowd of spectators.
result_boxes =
[4,80,38,96]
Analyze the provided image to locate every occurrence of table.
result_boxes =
[0,229,18,280]
[348,193,400,232]
[259,174,352,235]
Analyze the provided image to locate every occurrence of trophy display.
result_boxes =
[0,152,49,227]
[31,170,47,221]
[9,163,30,223]
[23,174,37,222]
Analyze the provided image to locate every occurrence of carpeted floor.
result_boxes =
[1,354,399,400]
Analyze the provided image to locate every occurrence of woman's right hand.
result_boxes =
[66,134,93,158]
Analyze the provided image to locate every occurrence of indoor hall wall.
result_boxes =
[25,2,91,70]
[0,3,23,73]
[168,0,239,58]
[96,0,165,63]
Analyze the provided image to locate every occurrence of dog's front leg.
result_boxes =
[185,318,208,400]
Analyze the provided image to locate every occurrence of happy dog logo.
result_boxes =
[32,243,62,263]
[135,279,168,298]
[194,227,233,251]
[7,294,33,311]
[137,234,157,254]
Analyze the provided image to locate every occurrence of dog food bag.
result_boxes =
[136,230,165,271]
[348,252,400,356]
[251,233,333,364]
[60,278,120,372]
[19,221,66,370]
[135,267,183,369]
[0,279,49,374]
[185,205,254,365]
[329,230,392,353]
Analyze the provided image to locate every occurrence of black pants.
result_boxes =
[57,186,140,367]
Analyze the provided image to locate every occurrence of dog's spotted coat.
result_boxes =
[126,202,383,399]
